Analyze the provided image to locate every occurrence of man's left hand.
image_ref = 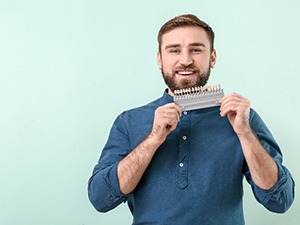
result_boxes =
[219,93,251,137]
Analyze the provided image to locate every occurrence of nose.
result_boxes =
[179,51,193,66]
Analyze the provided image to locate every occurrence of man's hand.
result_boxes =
[150,103,182,143]
[219,93,251,137]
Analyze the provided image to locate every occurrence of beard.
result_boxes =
[161,64,211,93]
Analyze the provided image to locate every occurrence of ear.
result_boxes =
[210,50,217,69]
[157,51,162,70]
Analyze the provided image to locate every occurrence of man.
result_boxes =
[88,14,294,224]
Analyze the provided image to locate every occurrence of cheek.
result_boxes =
[195,56,211,68]
[162,57,177,70]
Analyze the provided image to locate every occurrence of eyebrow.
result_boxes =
[189,42,206,47]
[165,42,206,50]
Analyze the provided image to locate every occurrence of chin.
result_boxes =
[178,78,198,88]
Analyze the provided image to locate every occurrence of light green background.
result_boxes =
[1,0,299,224]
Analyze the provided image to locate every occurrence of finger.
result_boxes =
[167,103,182,117]
[220,93,250,113]
[220,92,244,105]
[155,105,181,128]
[220,104,238,117]
[161,103,182,121]
[220,104,251,122]
[220,101,249,117]
[165,110,181,125]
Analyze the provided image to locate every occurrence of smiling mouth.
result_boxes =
[176,70,196,76]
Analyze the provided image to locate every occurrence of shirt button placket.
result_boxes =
[177,110,190,190]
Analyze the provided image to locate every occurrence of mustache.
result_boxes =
[174,65,199,72]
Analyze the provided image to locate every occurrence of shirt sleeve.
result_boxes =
[88,112,132,212]
[243,109,295,213]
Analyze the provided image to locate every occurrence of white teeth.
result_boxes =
[177,71,194,75]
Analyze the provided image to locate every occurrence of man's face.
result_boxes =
[157,26,216,95]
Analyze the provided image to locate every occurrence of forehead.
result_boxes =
[161,26,210,48]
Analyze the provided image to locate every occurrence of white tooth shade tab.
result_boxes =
[173,84,224,111]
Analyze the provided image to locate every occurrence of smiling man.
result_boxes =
[88,14,294,225]
[158,26,216,93]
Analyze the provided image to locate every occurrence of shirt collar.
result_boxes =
[162,89,174,104]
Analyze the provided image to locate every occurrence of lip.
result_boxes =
[175,70,196,76]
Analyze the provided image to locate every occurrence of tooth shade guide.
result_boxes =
[173,84,224,111]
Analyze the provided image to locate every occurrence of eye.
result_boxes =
[191,48,204,53]
[169,48,180,54]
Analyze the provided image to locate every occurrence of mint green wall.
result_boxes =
[1,0,298,224]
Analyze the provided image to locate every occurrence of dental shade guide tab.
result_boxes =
[173,84,224,111]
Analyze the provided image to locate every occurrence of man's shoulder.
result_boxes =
[112,94,168,131]
[121,91,171,116]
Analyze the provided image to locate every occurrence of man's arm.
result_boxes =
[219,93,278,189]
[117,103,181,194]
[219,93,294,213]
[88,102,181,212]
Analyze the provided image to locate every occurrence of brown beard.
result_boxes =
[161,65,211,92]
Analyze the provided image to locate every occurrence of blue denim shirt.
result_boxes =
[88,90,294,225]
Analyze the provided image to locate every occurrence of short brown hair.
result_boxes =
[157,14,215,53]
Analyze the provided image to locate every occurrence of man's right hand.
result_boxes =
[150,103,182,143]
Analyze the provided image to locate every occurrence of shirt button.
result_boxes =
[179,163,184,167]
[182,135,187,140]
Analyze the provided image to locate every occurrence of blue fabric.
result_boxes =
[88,90,294,225]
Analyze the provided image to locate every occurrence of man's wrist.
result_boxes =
[236,124,254,140]
[147,131,165,149]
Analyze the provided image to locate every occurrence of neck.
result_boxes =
[167,88,175,96]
